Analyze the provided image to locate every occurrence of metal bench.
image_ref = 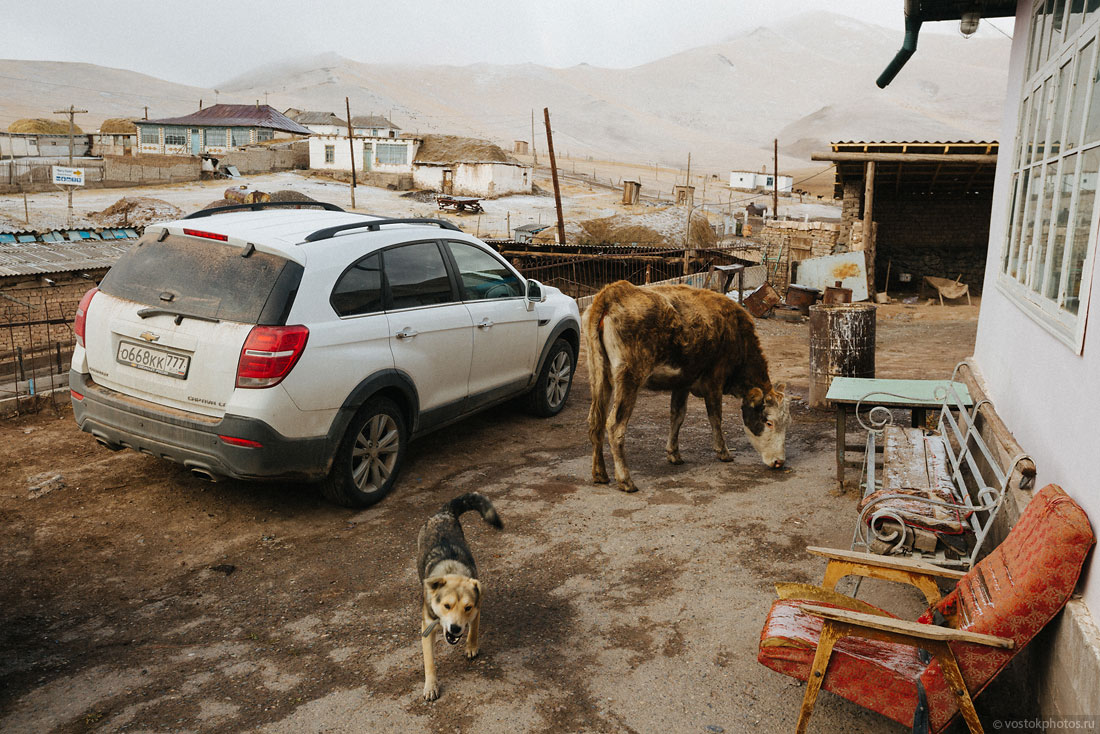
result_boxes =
[851,371,1031,570]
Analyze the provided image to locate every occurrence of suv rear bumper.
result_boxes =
[70,371,332,481]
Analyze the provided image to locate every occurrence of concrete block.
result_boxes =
[1037,599,1100,719]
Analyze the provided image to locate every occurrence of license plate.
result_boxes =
[116,341,190,379]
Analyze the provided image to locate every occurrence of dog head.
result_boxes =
[424,575,481,645]
[740,383,791,469]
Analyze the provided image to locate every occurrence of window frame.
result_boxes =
[163,126,187,147]
[330,251,386,319]
[376,142,408,166]
[380,240,461,313]
[998,0,1100,353]
[324,144,335,164]
[443,239,526,302]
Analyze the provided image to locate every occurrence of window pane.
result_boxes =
[1065,146,1100,313]
[1083,50,1100,144]
[1004,173,1026,273]
[1052,0,1068,53]
[447,241,523,299]
[384,242,454,309]
[324,145,334,163]
[1051,60,1073,155]
[1045,152,1077,297]
[1032,79,1053,163]
[1017,166,1044,280]
[164,126,187,146]
[140,127,158,145]
[331,253,383,317]
[377,143,407,165]
[231,128,251,146]
[1032,163,1059,289]
[1067,0,1085,38]
[205,128,226,147]
[1066,41,1094,150]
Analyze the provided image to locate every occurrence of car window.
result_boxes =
[447,241,523,300]
[331,253,384,317]
[383,242,455,309]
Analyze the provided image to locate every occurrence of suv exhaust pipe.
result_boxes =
[189,467,222,482]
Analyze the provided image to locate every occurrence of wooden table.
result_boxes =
[826,377,973,486]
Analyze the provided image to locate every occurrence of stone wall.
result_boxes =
[219,143,309,174]
[752,220,843,293]
[0,273,104,380]
[103,155,202,187]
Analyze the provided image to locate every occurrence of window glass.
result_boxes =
[257,129,273,141]
[1083,47,1100,144]
[1031,164,1059,288]
[1045,152,1078,297]
[139,127,159,145]
[331,253,384,317]
[447,241,523,300]
[1051,0,1069,53]
[1005,173,1026,273]
[1065,146,1100,312]
[1030,79,1050,163]
[1066,40,1094,149]
[1067,0,1086,38]
[164,126,187,146]
[1016,166,1044,279]
[231,128,251,147]
[205,128,226,147]
[377,143,408,165]
[1050,59,1073,155]
[324,145,335,164]
[384,242,454,309]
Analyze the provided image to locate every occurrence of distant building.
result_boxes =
[730,170,793,192]
[135,104,311,156]
[284,110,348,136]
[91,118,137,157]
[350,115,400,138]
[514,223,549,243]
[412,135,532,197]
[308,132,419,174]
[0,132,91,159]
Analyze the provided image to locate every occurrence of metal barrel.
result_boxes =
[808,303,876,408]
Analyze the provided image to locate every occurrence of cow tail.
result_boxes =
[583,296,613,439]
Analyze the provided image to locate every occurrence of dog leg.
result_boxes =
[466,611,480,660]
[704,392,732,461]
[666,389,689,465]
[422,617,440,701]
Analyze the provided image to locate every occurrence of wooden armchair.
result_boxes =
[758,485,1094,733]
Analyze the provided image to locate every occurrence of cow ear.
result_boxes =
[775,382,787,397]
[746,388,763,408]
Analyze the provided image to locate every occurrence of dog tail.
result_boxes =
[445,492,503,529]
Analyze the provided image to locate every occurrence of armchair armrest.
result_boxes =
[807,546,965,607]
[800,604,1014,649]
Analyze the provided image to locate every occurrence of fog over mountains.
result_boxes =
[0,11,1009,170]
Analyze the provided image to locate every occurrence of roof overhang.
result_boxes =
[814,141,998,198]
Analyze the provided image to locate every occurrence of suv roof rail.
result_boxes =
[303,218,463,243]
[183,201,346,220]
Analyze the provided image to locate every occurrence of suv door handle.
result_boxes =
[477,319,494,329]
[395,327,418,339]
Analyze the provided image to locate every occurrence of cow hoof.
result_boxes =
[667,453,684,465]
[593,472,610,484]
[717,451,733,462]
[617,482,638,493]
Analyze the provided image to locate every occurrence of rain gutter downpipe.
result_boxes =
[877,0,923,89]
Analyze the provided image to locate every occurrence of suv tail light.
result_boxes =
[74,287,98,348]
[236,325,309,388]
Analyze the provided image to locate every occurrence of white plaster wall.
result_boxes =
[412,162,531,196]
[309,134,414,172]
[973,0,1100,615]
[730,172,756,189]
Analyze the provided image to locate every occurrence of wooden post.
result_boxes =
[345,97,357,210]
[862,160,876,295]
[53,105,87,230]
[23,189,29,224]
[543,108,566,245]
[773,138,779,222]
[530,109,537,166]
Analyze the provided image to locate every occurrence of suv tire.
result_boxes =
[526,338,575,417]
[320,396,407,508]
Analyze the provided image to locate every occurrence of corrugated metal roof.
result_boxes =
[141,104,312,135]
[0,229,140,276]
[290,110,347,126]
[351,115,400,130]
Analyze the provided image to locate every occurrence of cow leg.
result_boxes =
[606,369,642,493]
[588,372,611,485]
[704,392,733,462]
[666,389,689,465]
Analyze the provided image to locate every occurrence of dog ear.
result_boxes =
[425,577,446,593]
[471,579,481,607]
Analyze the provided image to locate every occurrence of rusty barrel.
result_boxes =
[808,303,876,408]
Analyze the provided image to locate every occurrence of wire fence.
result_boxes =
[0,285,82,415]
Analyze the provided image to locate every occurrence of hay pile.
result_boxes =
[99,118,137,134]
[689,213,717,247]
[89,197,182,227]
[414,135,518,165]
[579,217,667,246]
[9,118,82,134]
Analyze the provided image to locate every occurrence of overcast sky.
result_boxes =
[2,0,1014,87]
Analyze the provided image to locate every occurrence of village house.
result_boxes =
[869,0,1100,720]
[351,114,400,138]
[729,169,793,192]
[1,118,91,159]
[284,110,348,136]
[412,134,532,197]
[135,104,310,156]
[90,118,137,157]
[308,131,418,174]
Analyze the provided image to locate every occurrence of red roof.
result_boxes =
[142,104,311,135]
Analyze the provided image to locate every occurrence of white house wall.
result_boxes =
[973,0,1100,616]
[412,162,531,197]
[729,171,793,192]
[308,134,416,173]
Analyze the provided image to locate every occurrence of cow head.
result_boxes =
[740,383,791,469]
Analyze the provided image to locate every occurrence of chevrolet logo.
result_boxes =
[139,331,160,342]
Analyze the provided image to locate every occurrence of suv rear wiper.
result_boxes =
[137,307,220,325]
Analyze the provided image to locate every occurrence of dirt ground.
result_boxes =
[0,301,987,733]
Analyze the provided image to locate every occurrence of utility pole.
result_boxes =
[686,152,691,186]
[345,97,357,210]
[543,108,566,245]
[143,106,148,120]
[773,138,779,222]
[530,109,537,166]
[53,105,87,229]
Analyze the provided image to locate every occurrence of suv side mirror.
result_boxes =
[525,279,546,310]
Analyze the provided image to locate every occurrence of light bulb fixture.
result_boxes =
[960,11,981,37]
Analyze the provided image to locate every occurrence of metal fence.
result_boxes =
[0,286,81,414]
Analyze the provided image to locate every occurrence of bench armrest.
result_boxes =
[800,604,1014,649]
[807,546,967,579]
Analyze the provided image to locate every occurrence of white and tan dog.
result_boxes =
[416,492,502,701]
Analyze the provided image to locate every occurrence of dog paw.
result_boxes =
[423,680,440,701]
[465,647,479,660]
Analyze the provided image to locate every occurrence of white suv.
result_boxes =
[70,203,580,507]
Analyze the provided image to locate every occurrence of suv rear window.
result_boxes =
[99,235,304,325]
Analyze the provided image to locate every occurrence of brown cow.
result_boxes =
[584,280,790,493]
